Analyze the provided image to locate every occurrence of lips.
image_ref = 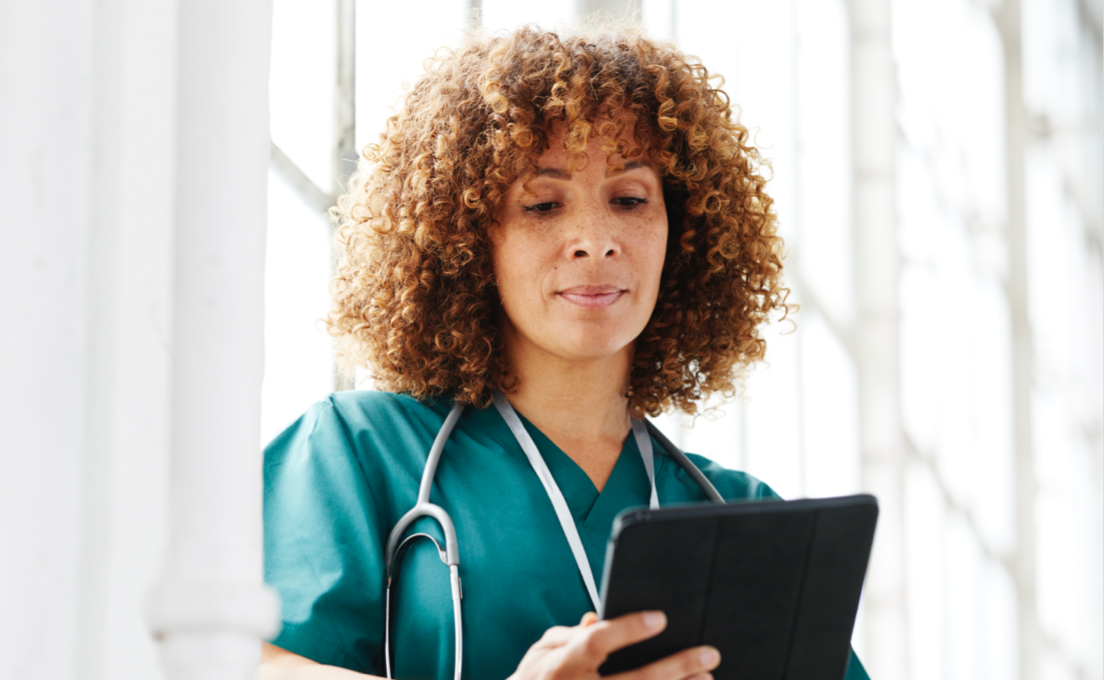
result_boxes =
[557,284,625,309]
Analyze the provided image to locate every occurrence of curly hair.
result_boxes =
[327,25,790,417]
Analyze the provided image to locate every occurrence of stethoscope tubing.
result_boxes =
[644,420,725,504]
[384,404,466,680]
[385,404,466,572]
[383,401,724,680]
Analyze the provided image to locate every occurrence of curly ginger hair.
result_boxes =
[327,25,790,417]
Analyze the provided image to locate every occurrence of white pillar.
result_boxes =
[0,4,96,677]
[145,1,280,678]
[849,0,908,676]
[1,1,182,677]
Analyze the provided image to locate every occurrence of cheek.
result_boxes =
[641,222,669,283]
[495,226,561,282]
[492,236,538,303]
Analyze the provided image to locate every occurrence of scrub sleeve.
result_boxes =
[264,398,390,670]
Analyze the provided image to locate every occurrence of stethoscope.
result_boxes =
[383,394,726,680]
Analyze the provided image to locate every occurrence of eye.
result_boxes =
[522,201,560,213]
[611,196,647,208]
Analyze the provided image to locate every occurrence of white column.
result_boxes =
[145,1,280,678]
[1,1,183,678]
[849,0,908,677]
[81,0,179,677]
[0,3,96,676]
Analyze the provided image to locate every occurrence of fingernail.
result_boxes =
[643,611,666,629]
[700,648,720,667]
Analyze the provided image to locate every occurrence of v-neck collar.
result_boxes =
[477,404,663,527]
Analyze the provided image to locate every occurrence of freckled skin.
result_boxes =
[492,123,668,368]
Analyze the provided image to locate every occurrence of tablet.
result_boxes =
[597,494,877,680]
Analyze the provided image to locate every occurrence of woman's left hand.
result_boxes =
[507,610,720,680]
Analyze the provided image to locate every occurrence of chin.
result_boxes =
[553,331,636,362]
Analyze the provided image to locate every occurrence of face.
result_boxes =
[491,122,668,366]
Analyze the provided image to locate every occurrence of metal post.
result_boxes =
[333,0,357,392]
[849,0,908,676]
[146,1,280,677]
[334,0,357,198]
[575,0,642,21]
[996,0,1039,677]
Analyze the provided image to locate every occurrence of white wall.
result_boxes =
[1,1,174,677]
[0,1,275,678]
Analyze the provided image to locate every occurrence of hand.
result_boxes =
[508,611,721,680]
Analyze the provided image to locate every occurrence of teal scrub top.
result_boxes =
[264,391,869,680]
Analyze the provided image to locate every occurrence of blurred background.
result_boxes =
[2,0,1100,678]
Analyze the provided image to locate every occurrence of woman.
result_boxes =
[260,25,868,680]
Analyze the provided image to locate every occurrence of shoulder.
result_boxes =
[324,389,453,434]
[264,390,453,474]
[677,451,783,502]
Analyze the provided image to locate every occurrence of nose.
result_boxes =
[566,202,620,261]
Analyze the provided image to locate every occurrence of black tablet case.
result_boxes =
[597,495,877,680]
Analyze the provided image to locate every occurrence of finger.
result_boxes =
[611,646,720,680]
[534,625,576,649]
[580,612,599,627]
[569,611,667,664]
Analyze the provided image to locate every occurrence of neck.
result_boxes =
[502,336,633,491]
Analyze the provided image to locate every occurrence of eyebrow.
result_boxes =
[613,160,653,177]
[533,159,654,180]
[535,167,572,180]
